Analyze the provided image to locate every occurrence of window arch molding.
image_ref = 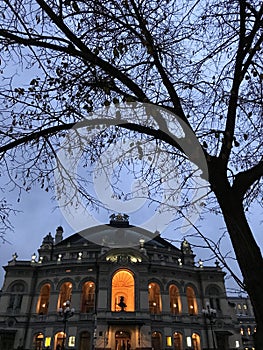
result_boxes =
[7,281,27,312]
[148,278,164,292]
[33,332,44,350]
[205,284,222,296]
[205,284,222,311]
[167,281,182,293]
[37,280,54,292]
[78,277,96,291]
[184,283,198,296]
[56,278,76,292]
[7,280,28,293]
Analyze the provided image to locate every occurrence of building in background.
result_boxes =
[228,296,256,350]
[0,215,244,350]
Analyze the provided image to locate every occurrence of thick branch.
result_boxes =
[233,160,263,200]
[219,1,247,166]
[0,123,75,155]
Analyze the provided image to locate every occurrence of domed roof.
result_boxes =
[55,217,180,253]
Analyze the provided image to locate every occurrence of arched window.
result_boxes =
[207,286,221,311]
[78,331,91,350]
[186,286,198,315]
[36,283,50,315]
[173,332,183,350]
[55,332,66,350]
[57,282,72,309]
[111,269,135,312]
[81,281,95,313]
[149,282,162,314]
[192,333,201,350]
[152,331,162,350]
[33,333,44,350]
[8,282,25,312]
[169,285,181,315]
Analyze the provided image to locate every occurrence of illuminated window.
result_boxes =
[169,285,181,315]
[149,282,162,314]
[186,286,198,315]
[57,282,72,309]
[44,337,51,348]
[33,333,44,350]
[243,304,247,310]
[55,332,66,349]
[81,281,95,313]
[237,304,242,310]
[68,336,75,347]
[192,333,201,350]
[166,336,172,347]
[111,270,135,311]
[152,331,162,350]
[36,284,50,315]
[173,332,183,350]
[247,327,251,335]
[240,327,244,335]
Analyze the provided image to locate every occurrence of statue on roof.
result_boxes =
[110,213,129,222]
[181,238,193,254]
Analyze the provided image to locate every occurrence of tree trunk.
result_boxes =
[211,165,263,349]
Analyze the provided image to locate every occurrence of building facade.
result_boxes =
[0,215,243,350]
[227,296,256,350]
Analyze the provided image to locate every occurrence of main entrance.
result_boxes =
[115,331,131,350]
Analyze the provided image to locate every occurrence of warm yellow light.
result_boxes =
[166,337,172,346]
[45,337,51,347]
[68,336,75,347]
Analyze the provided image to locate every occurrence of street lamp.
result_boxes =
[58,300,75,350]
[202,302,216,349]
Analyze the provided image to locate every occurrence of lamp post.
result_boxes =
[58,300,75,350]
[202,302,216,349]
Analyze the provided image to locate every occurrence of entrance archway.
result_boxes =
[115,330,131,350]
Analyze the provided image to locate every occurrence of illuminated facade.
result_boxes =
[0,216,243,350]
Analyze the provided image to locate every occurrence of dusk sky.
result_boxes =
[0,180,261,295]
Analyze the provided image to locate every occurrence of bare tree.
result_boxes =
[0,0,263,346]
